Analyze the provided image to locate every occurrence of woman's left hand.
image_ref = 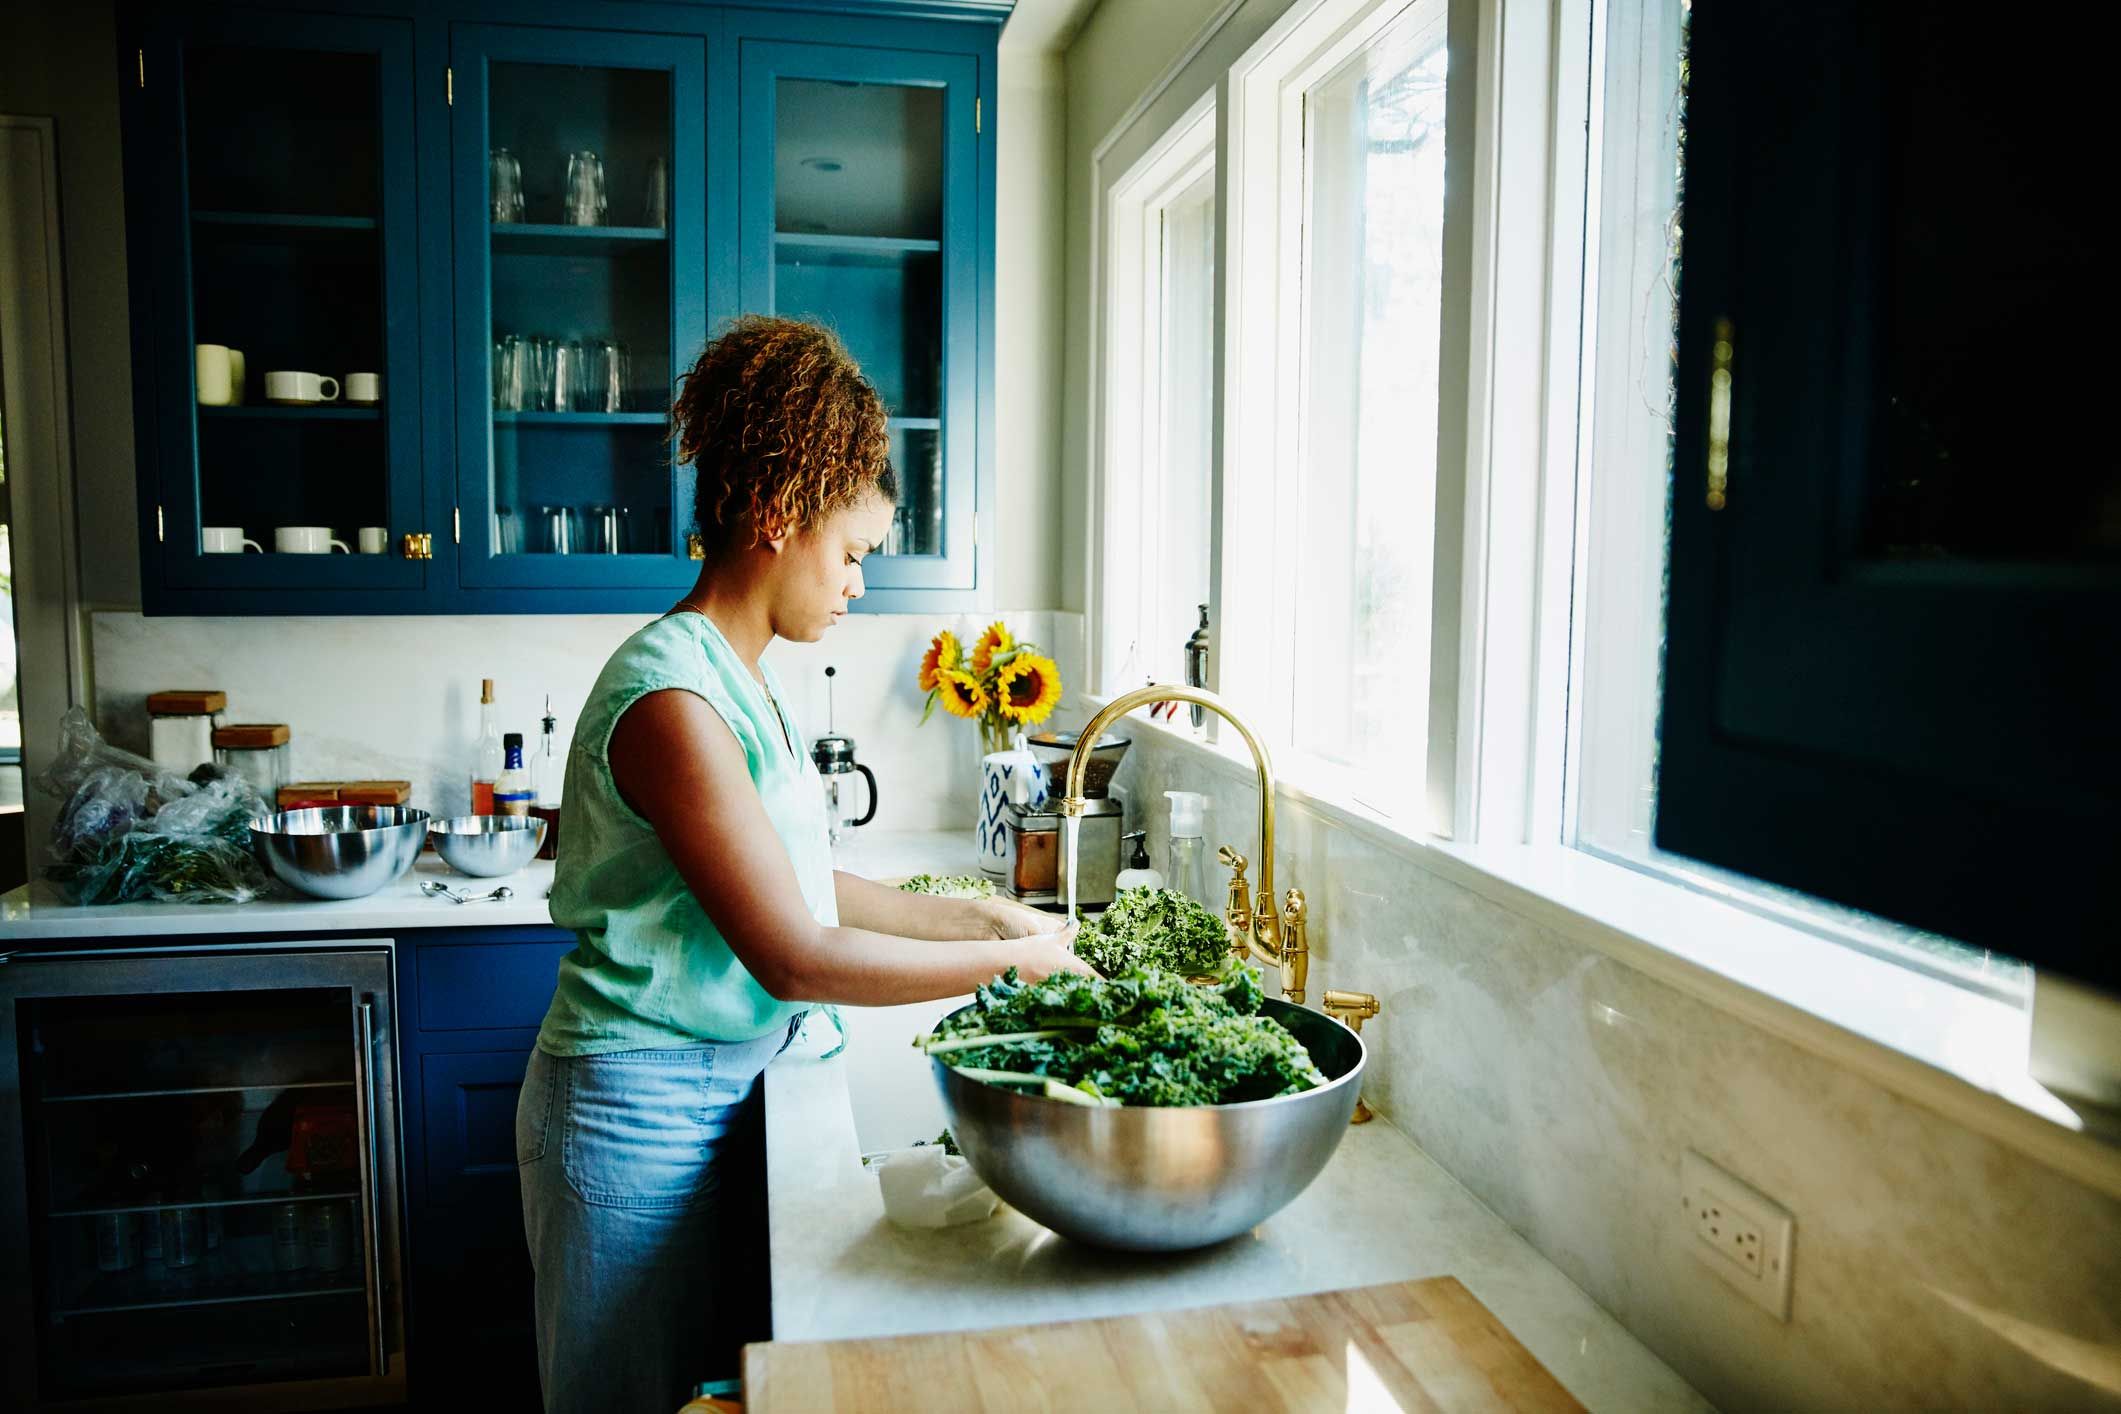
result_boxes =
[976,897,1073,941]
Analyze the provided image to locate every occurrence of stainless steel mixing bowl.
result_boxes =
[249,806,430,900]
[930,998,1364,1251]
[430,814,547,877]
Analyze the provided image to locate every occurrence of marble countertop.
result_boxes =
[761,843,1708,1412]
[0,854,560,940]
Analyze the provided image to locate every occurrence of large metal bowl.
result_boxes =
[430,814,547,877]
[931,998,1363,1251]
[249,806,430,900]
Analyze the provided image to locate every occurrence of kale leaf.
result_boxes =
[923,964,1325,1107]
[1072,886,1232,978]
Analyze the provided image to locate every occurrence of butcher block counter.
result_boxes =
[744,1277,1586,1413]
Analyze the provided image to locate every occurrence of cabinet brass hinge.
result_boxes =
[137,49,145,90]
[156,504,164,542]
[446,66,454,106]
[974,97,981,134]
[453,506,461,544]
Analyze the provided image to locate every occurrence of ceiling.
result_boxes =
[999,0,1103,54]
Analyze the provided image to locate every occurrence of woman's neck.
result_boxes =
[679,572,774,676]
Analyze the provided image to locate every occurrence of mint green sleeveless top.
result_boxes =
[536,612,837,1054]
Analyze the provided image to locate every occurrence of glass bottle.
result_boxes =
[471,678,504,814]
[1164,791,1209,908]
[494,734,533,818]
[531,697,563,859]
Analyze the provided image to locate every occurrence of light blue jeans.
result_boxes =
[516,1016,804,1414]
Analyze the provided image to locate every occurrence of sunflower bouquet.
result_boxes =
[918,621,1064,755]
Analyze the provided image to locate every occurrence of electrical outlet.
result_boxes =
[1680,1150,1794,1320]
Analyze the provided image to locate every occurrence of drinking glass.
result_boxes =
[596,340,629,412]
[490,148,524,223]
[566,339,603,412]
[582,503,629,555]
[533,504,576,555]
[644,156,668,229]
[549,339,577,414]
[493,506,521,555]
[563,151,606,227]
[521,336,555,412]
[493,334,522,411]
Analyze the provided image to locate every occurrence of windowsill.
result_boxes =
[1080,692,2121,1200]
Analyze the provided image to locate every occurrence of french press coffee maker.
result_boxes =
[810,667,877,845]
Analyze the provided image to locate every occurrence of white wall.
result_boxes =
[90,609,1083,832]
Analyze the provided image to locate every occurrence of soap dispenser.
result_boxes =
[1115,832,1163,891]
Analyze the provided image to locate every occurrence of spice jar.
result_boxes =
[212,724,292,797]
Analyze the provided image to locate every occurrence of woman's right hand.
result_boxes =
[1010,923,1097,983]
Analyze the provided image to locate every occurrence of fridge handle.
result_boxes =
[355,998,387,1377]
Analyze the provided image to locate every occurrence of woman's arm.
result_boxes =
[609,688,1091,1006]
[832,871,1068,943]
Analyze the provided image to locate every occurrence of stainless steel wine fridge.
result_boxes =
[0,943,405,1410]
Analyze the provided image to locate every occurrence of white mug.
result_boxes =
[227,348,247,405]
[357,526,389,554]
[265,370,339,404]
[344,372,381,404]
[196,344,233,406]
[275,526,350,554]
[201,525,262,554]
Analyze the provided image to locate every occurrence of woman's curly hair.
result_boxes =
[672,316,896,556]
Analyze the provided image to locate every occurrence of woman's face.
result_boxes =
[765,487,896,642]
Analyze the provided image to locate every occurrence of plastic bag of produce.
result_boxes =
[34,706,271,905]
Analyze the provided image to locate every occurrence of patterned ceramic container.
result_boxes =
[977,745,1049,877]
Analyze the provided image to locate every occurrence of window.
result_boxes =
[1567,0,2030,994]
[1290,7,1447,795]
[1096,99,1217,693]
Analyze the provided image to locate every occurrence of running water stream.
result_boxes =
[1062,813,1080,921]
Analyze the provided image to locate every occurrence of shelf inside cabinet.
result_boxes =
[192,211,378,238]
[49,1188,362,1221]
[774,231,942,266]
[492,411,666,426]
[51,1233,367,1319]
[198,404,381,422]
[492,223,666,254]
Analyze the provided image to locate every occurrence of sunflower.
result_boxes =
[971,621,1015,675]
[934,668,989,720]
[918,630,962,694]
[993,653,1063,726]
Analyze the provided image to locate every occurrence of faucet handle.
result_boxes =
[1321,989,1380,1125]
[1219,845,1252,941]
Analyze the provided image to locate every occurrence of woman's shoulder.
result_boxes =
[578,615,742,746]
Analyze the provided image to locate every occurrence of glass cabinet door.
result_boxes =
[739,42,980,594]
[139,12,425,596]
[451,26,706,592]
[0,950,402,1408]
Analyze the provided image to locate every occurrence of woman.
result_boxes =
[516,316,1087,1412]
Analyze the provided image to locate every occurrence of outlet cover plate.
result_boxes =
[1680,1149,1794,1320]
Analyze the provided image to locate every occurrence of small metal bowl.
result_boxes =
[250,806,431,900]
[429,814,547,878]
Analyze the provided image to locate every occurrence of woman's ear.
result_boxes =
[752,510,790,552]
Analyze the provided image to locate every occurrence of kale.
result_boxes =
[921,964,1325,1107]
[1072,886,1232,978]
[899,874,996,900]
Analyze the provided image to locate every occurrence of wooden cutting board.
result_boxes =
[741,1276,1585,1412]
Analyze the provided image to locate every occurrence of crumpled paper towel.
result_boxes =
[875,1144,1000,1228]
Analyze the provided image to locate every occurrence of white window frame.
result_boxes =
[1075,0,2121,1207]
[1092,93,1218,697]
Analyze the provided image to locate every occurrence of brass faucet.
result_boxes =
[1322,990,1381,1124]
[1054,684,1309,1004]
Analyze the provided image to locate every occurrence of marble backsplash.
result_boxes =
[1104,724,2121,1413]
[89,610,1083,834]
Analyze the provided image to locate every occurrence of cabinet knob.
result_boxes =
[686,532,705,561]
[401,533,433,561]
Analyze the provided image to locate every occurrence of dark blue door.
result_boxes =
[448,24,709,602]
[737,39,983,605]
[133,8,428,606]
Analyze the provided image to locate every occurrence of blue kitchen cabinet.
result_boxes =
[735,26,993,610]
[121,2,1001,617]
[396,925,574,1402]
[123,7,433,610]
[447,24,712,609]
